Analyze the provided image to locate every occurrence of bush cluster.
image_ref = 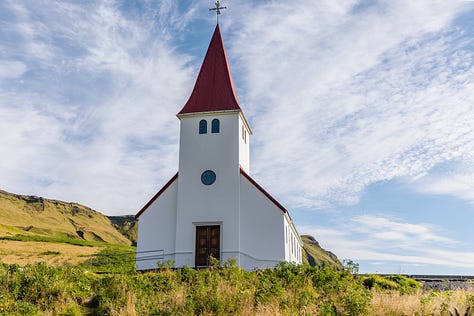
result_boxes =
[0,261,372,315]
[361,274,421,294]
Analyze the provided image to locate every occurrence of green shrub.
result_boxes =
[385,275,421,294]
[361,274,399,291]
[361,274,420,294]
[467,294,474,309]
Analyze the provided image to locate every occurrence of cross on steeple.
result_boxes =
[209,0,227,24]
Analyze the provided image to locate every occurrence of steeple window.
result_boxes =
[211,119,220,133]
[199,120,207,134]
[242,125,247,143]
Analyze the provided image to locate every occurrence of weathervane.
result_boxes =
[209,0,227,24]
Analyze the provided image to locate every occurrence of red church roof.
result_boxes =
[135,172,178,219]
[178,25,241,115]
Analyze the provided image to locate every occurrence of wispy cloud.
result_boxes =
[413,158,474,203]
[300,214,474,271]
[229,0,474,209]
[0,0,473,217]
[0,0,195,213]
[0,60,27,80]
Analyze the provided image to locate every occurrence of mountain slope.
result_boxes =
[0,189,131,245]
[302,235,343,269]
[108,215,138,246]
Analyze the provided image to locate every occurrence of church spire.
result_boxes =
[178,25,241,115]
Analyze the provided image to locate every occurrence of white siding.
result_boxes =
[175,112,242,267]
[136,179,178,270]
[238,114,250,173]
[239,174,286,269]
[136,110,302,271]
[284,214,303,264]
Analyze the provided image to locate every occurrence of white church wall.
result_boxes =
[175,112,242,267]
[284,213,302,264]
[239,174,286,270]
[136,179,178,270]
[238,114,250,173]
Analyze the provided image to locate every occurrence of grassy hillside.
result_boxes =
[301,235,343,269]
[108,215,138,246]
[0,189,131,245]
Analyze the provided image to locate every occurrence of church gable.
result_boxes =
[135,173,179,270]
[239,168,303,265]
[135,172,178,219]
[239,168,288,215]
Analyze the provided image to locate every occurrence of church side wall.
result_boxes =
[239,175,285,270]
[284,214,303,264]
[136,179,178,270]
[238,114,250,173]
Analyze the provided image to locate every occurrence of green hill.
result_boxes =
[301,235,342,269]
[108,215,138,246]
[0,189,131,245]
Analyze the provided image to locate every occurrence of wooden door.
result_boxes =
[195,225,220,268]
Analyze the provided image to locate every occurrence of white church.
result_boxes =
[135,24,303,270]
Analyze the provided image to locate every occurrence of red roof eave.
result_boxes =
[135,172,178,219]
[239,167,288,214]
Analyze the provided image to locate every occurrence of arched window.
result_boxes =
[199,119,207,134]
[211,119,220,133]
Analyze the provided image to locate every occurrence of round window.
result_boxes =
[201,170,216,185]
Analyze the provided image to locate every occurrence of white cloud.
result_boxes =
[0,60,27,79]
[412,158,474,203]
[0,0,473,216]
[228,0,474,209]
[0,1,194,214]
[300,214,474,270]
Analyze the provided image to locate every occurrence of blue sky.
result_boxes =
[0,0,473,275]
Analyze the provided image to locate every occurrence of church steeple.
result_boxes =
[178,25,241,115]
[135,10,302,271]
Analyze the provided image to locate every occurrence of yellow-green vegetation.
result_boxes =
[0,240,101,266]
[0,189,131,245]
[0,261,372,315]
[361,274,421,294]
[108,215,138,246]
[301,235,343,269]
[1,188,472,315]
[0,237,135,267]
[1,261,473,316]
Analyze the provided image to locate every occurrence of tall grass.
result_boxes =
[0,260,472,315]
[1,261,371,315]
[371,289,474,315]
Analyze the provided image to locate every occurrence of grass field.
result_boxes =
[0,240,101,266]
[0,235,135,267]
